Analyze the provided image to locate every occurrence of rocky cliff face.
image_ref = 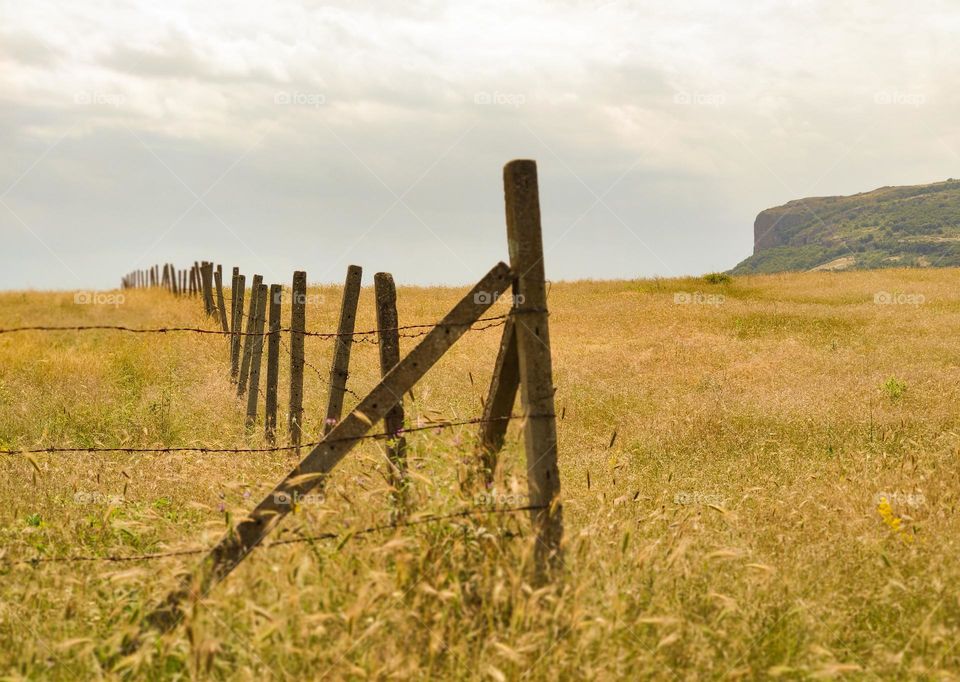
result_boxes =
[753,205,811,254]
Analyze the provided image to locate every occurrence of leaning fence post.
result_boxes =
[214,266,230,334]
[476,316,520,484]
[374,272,407,498]
[245,283,269,427]
[288,271,307,450]
[503,159,563,575]
[323,265,362,434]
[231,274,246,382]
[264,283,282,443]
[237,275,263,397]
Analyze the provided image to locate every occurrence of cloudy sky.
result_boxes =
[2,0,958,290]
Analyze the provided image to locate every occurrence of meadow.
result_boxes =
[1,268,959,679]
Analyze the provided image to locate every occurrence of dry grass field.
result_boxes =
[2,268,960,679]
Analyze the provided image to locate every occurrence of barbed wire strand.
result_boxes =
[1,503,546,567]
[0,414,535,456]
[0,315,513,339]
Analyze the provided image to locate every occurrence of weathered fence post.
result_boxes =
[374,272,407,496]
[288,271,307,449]
[229,266,240,334]
[214,265,230,334]
[476,317,519,483]
[503,159,563,574]
[237,275,263,397]
[202,262,215,316]
[323,265,362,434]
[231,274,245,382]
[264,283,282,443]
[245,283,269,427]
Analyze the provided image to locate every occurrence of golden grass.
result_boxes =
[2,268,960,679]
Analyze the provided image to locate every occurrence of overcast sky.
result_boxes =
[2,0,958,290]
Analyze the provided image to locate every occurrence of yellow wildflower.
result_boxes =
[877,496,912,543]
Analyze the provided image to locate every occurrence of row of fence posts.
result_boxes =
[129,161,562,643]
[120,260,408,485]
[122,262,216,298]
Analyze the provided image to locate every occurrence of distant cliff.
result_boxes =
[731,179,960,273]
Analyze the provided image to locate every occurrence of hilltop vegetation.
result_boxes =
[732,179,960,274]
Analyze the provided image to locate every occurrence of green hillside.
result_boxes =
[731,179,960,274]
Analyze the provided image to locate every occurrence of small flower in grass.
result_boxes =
[218,502,226,513]
[325,417,338,427]
[243,489,251,499]
[878,496,912,543]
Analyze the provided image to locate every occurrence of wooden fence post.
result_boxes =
[202,262,215,316]
[264,283,282,443]
[323,265,362,434]
[245,283,269,427]
[214,266,230,334]
[288,271,307,449]
[503,159,563,574]
[374,272,407,495]
[237,275,263,397]
[231,274,245,382]
[230,267,240,333]
[476,316,520,483]
[141,261,512,635]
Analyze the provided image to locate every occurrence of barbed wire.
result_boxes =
[0,503,545,567]
[278,334,362,400]
[0,315,512,339]
[0,414,532,456]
